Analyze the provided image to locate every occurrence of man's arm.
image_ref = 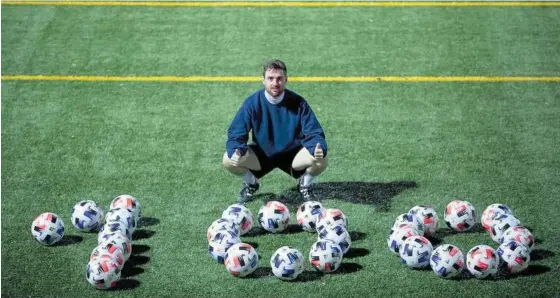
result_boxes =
[226,101,252,159]
[300,101,328,158]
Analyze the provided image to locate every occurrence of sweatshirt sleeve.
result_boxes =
[300,100,328,157]
[226,100,252,159]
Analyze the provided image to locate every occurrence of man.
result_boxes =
[223,59,328,204]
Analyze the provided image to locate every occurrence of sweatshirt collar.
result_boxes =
[264,89,285,105]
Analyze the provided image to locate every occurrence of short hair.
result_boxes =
[263,59,287,77]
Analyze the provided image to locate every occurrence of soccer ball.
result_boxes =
[392,213,425,236]
[86,258,121,290]
[71,200,104,232]
[399,236,433,269]
[481,203,513,231]
[90,241,125,269]
[497,240,530,274]
[258,201,290,233]
[387,224,420,255]
[98,221,132,243]
[224,243,259,277]
[207,218,240,241]
[105,207,136,232]
[110,194,142,223]
[296,201,324,232]
[208,230,240,263]
[408,205,439,237]
[500,226,534,252]
[488,214,521,243]
[309,240,343,273]
[270,246,305,280]
[466,245,500,279]
[430,244,465,279]
[318,225,352,255]
[31,212,65,245]
[101,232,132,261]
[222,204,254,235]
[316,208,348,233]
[444,200,476,232]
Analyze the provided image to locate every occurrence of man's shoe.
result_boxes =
[298,178,318,201]
[237,181,260,204]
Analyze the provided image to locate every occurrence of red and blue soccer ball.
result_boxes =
[71,200,104,232]
[258,201,290,233]
[408,205,439,237]
[316,208,348,233]
[224,243,259,277]
[31,212,65,246]
[309,239,343,273]
[430,244,465,279]
[296,201,324,232]
[110,194,142,224]
[270,246,305,280]
[208,230,240,263]
[318,224,352,255]
[105,207,137,233]
[444,200,476,232]
[90,241,125,270]
[86,258,121,290]
[497,240,531,274]
[222,204,254,235]
[399,235,433,269]
[466,245,500,279]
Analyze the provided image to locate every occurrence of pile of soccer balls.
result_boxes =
[387,200,534,279]
[30,194,142,290]
[207,200,351,280]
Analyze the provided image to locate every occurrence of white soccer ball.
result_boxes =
[86,258,121,290]
[488,214,521,243]
[296,201,324,232]
[208,230,240,263]
[90,241,125,269]
[71,200,104,232]
[270,246,305,280]
[309,240,343,273]
[224,243,259,277]
[430,244,465,279]
[101,232,132,261]
[105,207,136,232]
[444,200,476,232]
[497,240,531,274]
[31,212,65,246]
[207,218,240,242]
[258,201,290,233]
[481,203,513,231]
[316,208,348,233]
[110,194,142,223]
[98,221,132,243]
[466,245,500,279]
[408,205,439,237]
[392,213,425,236]
[500,226,535,252]
[318,225,352,255]
[222,204,254,235]
[387,224,420,255]
[399,235,433,269]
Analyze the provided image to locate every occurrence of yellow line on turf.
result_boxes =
[2,1,560,6]
[2,75,560,82]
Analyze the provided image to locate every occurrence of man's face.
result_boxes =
[263,68,287,97]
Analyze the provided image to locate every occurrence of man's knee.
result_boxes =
[223,152,246,175]
[306,155,328,175]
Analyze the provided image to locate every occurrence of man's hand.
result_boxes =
[230,149,247,167]
[314,143,324,159]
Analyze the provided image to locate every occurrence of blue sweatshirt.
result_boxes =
[226,89,327,159]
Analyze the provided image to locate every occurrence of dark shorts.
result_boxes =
[249,144,306,179]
